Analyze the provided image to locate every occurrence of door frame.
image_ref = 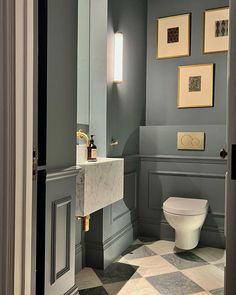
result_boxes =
[226,0,236,294]
[1,0,35,294]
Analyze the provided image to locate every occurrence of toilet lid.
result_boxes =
[163,197,208,215]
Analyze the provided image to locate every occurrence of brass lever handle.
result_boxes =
[220,148,228,159]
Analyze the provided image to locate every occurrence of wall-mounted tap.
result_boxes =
[76,129,89,146]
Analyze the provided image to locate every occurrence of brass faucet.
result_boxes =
[76,129,89,146]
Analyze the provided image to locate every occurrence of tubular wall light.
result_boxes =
[113,32,123,83]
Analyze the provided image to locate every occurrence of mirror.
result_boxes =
[77,0,90,127]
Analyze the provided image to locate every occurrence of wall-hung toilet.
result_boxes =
[163,197,208,250]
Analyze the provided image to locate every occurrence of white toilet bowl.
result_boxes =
[163,197,208,250]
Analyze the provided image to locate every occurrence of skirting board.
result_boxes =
[64,285,79,295]
[85,221,138,269]
[138,219,225,249]
[75,243,83,274]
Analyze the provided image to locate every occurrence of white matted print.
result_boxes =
[178,64,214,108]
[204,7,229,53]
[156,13,191,59]
[177,132,205,150]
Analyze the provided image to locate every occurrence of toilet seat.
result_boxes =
[163,197,208,216]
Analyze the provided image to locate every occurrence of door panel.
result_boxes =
[45,171,78,295]
[36,0,79,293]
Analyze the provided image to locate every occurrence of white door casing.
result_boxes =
[0,0,35,295]
[226,0,236,294]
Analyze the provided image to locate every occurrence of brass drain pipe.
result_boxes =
[77,215,90,232]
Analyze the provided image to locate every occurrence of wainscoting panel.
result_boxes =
[51,196,72,284]
[138,156,227,248]
[111,171,137,223]
[148,170,225,213]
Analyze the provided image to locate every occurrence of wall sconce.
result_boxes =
[113,32,123,83]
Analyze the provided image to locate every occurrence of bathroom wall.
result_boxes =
[138,0,229,248]
[82,0,147,270]
[107,0,147,157]
[46,0,77,169]
[146,0,228,126]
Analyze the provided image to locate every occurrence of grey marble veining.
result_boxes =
[76,158,124,216]
[76,239,224,294]
[147,272,203,295]
[162,252,208,270]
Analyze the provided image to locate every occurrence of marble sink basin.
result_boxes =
[76,157,124,216]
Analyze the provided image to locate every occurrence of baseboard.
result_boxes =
[64,285,79,295]
[138,217,161,238]
[85,221,138,269]
[75,243,83,274]
[138,218,225,249]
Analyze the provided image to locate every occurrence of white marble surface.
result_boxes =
[76,157,124,216]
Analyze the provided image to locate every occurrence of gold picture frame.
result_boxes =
[156,13,191,59]
[204,7,229,54]
[177,64,214,108]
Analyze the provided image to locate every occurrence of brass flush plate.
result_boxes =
[177,132,205,150]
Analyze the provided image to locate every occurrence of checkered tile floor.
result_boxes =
[75,239,225,295]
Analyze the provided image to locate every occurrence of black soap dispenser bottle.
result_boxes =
[87,135,97,162]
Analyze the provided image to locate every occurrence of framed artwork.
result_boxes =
[177,64,214,108]
[204,7,229,53]
[177,132,205,151]
[156,13,191,59]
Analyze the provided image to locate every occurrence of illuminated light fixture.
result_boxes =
[113,32,123,83]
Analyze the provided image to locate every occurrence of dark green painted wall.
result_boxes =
[107,0,147,157]
[146,0,228,126]
[138,0,229,247]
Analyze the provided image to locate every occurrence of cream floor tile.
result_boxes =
[192,247,225,265]
[133,237,157,245]
[75,267,102,290]
[191,292,212,295]
[117,278,161,295]
[146,240,182,255]
[115,255,129,264]
[182,265,224,291]
[133,255,178,277]
[103,281,127,295]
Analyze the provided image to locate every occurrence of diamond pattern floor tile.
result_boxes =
[103,281,127,295]
[76,238,225,295]
[129,255,177,277]
[191,292,212,295]
[192,247,225,265]
[147,271,203,295]
[79,286,109,295]
[210,288,224,295]
[182,265,224,291]
[214,263,225,271]
[117,278,161,295]
[146,240,182,255]
[121,244,156,260]
[162,252,208,270]
[75,267,102,290]
[94,262,138,284]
